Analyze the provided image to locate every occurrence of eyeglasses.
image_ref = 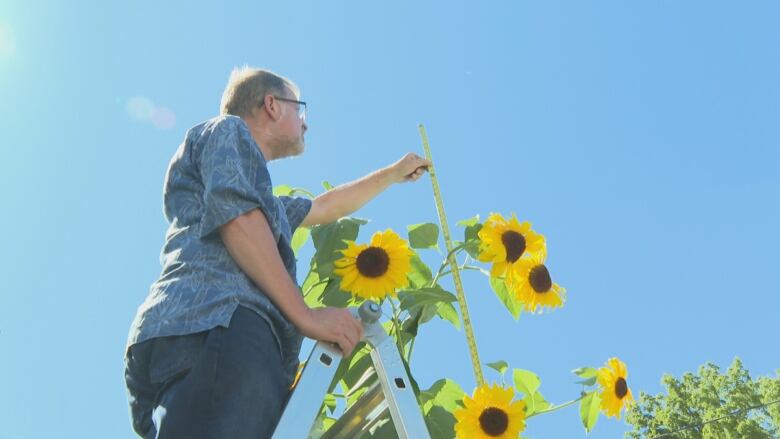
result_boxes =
[273,96,307,121]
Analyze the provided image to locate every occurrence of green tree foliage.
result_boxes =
[625,358,780,438]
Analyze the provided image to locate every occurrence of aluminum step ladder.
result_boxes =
[272,301,432,439]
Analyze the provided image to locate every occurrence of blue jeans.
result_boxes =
[124,306,295,438]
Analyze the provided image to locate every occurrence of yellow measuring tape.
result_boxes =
[418,124,485,387]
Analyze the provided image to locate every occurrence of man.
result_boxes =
[124,67,431,438]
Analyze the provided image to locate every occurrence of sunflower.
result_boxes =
[476,213,546,288]
[332,229,413,300]
[511,253,565,313]
[454,383,526,439]
[597,357,634,419]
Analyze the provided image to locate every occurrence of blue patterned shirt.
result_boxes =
[126,115,312,382]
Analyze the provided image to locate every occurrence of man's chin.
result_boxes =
[282,143,304,158]
[293,141,305,156]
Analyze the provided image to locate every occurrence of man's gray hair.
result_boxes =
[220,66,300,118]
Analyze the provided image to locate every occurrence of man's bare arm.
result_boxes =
[219,208,362,355]
[301,153,431,227]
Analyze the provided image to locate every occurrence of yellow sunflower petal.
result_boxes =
[597,357,633,419]
[508,251,565,313]
[454,383,526,439]
[332,229,413,300]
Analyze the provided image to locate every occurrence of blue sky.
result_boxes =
[1,1,778,437]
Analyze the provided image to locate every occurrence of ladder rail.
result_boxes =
[272,301,431,439]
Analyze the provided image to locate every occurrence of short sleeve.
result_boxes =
[196,119,281,240]
[278,196,313,232]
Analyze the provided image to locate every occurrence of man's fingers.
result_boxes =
[339,334,355,357]
[417,157,432,168]
[346,313,362,339]
[337,316,362,355]
[353,317,364,341]
[405,166,427,180]
[405,154,431,169]
[336,335,348,356]
[343,326,358,349]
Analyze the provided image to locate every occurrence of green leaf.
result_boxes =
[301,263,328,308]
[418,379,465,439]
[456,214,480,227]
[309,414,337,437]
[464,222,482,241]
[572,367,598,379]
[323,392,337,414]
[398,302,439,340]
[273,184,294,196]
[290,227,310,256]
[338,342,374,392]
[572,367,599,386]
[463,241,481,259]
[579,390,601,433]
[577,377,598,386]
[513,369,541,397]
[398,286,457,314]
[419,302,440,325]
[396,291,456,350]
[489,277,523,320]
[486,360,509,376]
[400,355,421,398]
[407,223,440,249]
[346,385,368,409]
[311,217,367,278]
[419,378,466,413]
[322,180,334,191]
[320,278,352,308]
[436,301,461,330]
[424,405,458,439]
[513,368,544,415]
[401,307,424,338]
[345,365,377,404]
[273,184,315,198]
[526,391,551,416]
[463,222,483,258]
[407,251,434,289]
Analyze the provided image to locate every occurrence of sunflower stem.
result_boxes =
[388,298,405,355]
[406,334,416,363]
[526,394,585,419]
[430,242,469,287]
[303,278,329,296]
[419,124,486,387]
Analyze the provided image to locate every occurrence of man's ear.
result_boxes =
[262,94,283,122]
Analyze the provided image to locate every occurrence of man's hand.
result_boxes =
[388,153,432,183]
[296,307,364,357]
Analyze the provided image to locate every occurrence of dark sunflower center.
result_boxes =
[355,247,390,278]
[529,265,552,293]
[501,231,526,263]
[615,377,628,399]
[479,407,509,437]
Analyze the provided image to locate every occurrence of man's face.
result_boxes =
[273,88,308,158]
